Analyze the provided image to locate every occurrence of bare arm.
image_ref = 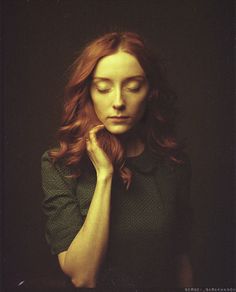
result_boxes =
[176,253,193,288]
[58,125,113,288]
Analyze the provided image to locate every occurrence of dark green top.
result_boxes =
[41,148,192,288]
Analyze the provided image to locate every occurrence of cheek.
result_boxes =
[91,94,106,113]
[90,96,112,123]
[130,96,147,116]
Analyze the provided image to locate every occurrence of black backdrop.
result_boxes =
[2,0,235,289]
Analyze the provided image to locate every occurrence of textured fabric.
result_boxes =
[41,148,193,288]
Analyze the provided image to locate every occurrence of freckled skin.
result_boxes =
[90,51,149,135]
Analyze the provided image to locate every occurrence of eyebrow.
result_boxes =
[92,75,146,82]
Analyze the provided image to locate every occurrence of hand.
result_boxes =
[86,125,114,177]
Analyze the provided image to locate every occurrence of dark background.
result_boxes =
[2,0,235,289]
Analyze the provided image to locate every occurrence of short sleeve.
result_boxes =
[174,155,193,255]
[41,151,83,255]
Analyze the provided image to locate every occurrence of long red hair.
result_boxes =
[50,32,182,187]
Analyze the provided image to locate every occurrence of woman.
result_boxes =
[41,31,193,288]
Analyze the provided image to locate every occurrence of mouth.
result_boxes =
[108,116,130,122]
[109,115,129,119]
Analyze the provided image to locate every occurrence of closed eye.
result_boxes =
[96,87,111,94]
[124,79,144,93]
[93,80,112,94]
[125,86,141,93]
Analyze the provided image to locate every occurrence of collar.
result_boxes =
[126,147,158,173]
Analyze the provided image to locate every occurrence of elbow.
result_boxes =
[58,251,97,287]
[62,265,97,287]
[71,276,96,288]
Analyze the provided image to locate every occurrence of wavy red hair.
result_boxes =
[50,32,182,187]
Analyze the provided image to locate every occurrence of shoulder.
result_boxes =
[41,149,75,186]
[129,147,191,178]
[41,148,67,170]
[155,151,191,182]
[41,149,52,163]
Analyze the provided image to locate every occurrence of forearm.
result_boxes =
[60,173,113,287]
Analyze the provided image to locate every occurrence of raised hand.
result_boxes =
[86,125,114,177]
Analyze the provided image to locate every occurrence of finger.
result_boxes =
[91,124,105,133]
[85,139,91,150]
[89,124,105,143]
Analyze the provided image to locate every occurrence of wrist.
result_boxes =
[96,170,113,181]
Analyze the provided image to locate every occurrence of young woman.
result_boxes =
[41,31,193,289]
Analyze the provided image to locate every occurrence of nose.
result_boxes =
[112,87,125,111]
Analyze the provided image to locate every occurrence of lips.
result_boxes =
[108,116,130,122]
[109,116,129,119]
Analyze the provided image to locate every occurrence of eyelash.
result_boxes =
[96,88,111,94]
[126,86,141,93]
[96,86,141,94]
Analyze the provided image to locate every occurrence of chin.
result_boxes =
[105,124,132,135]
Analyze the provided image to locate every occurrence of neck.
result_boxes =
[118,129,145,157]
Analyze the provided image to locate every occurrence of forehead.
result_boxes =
[93,51,145,80]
